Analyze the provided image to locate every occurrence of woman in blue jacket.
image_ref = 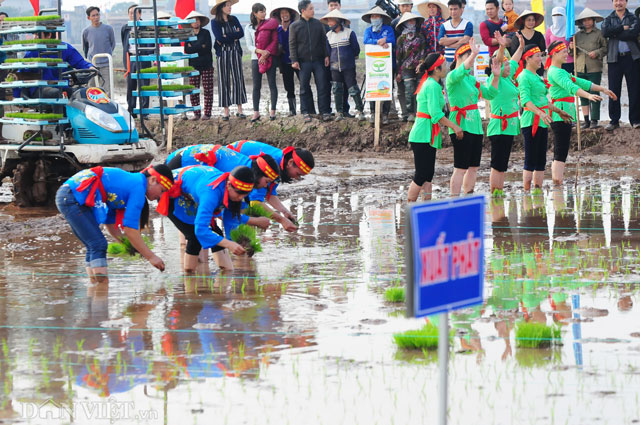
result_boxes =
[362,6,395,124]
[321,9,365,121]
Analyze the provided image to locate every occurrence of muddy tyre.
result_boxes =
[12,159,52,207]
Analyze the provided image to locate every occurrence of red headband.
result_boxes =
[282,146,312,175]
[514,46,542,81]
[229,175,254,192]
[415,55,446,95]
[454,44,471,61]
[143,165,174,217]
[249,152,279,180]
[544,43,566,69]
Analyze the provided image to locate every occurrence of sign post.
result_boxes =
[364,44,392,148]
[405,195,485,425]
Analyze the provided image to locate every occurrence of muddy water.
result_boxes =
[0,158,639,424]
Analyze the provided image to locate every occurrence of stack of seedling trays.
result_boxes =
[0,15,69,132]
[129,16,200,117]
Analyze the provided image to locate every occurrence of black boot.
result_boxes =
[288,98,296,116]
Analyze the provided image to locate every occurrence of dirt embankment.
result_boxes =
[145,115,640,157]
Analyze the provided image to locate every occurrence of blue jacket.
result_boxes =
[278,25,292,64]
[210,16,244,57]
[363,25,396,46]
[326,28,360,71]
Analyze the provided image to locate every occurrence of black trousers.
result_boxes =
[410,142,437,185]
[168,200,224,255]
[550,121,572,162]
[280,61,299,100]
[607,55,640,125]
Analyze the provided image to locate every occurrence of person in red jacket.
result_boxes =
[249,3,279,122]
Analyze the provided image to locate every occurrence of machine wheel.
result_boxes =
[12,159,53,207]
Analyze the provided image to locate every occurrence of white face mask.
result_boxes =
[371,17,383,31]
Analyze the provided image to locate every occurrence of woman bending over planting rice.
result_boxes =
[164,165,270,272]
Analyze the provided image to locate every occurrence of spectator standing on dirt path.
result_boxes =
[418,0,447,56]
[573,8,607,129]
[391,0,415,122]
[184,11,214,121]
[247,3,279,122]
[320,9,365,121]
[601,0,640,131]
[509,10,546,76]
[272,6,299,116]
[545,7,574,74]
[122,5,150,118]
[479,0,504,56]
[289,0,331,123]
[438,0,473,64]
[395,12,426,123]
[362,6,395,125]
[211,0,247,121]
[82,6,115,97]
[324,0,351,118]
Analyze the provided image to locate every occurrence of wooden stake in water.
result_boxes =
[374,100,381,148]
[438,312,448,425]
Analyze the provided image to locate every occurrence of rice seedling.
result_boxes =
[515,322,561,348]
[393,322,448,350]
[5,112,63,120]
[230,224,262,257]
[5,57,63,63]
[5,15,62,21]
[5,38,62,45]
[107,235,153,256]
[384,286,405,303]
[139,65,195,74]
[140,84,195,91]
[242,203,273,219]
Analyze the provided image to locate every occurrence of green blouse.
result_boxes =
[517,68,549,129]
[483,59,520,137]
[445,64,497,135]
[409,77,446,149]
[547,65,592,122]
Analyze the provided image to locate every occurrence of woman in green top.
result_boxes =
[407,53,463,202]
[546,40,616,185]
[483,32,524,196]
[446,39,499,196]
[516,44,571,191]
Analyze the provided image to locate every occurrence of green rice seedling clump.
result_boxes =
[6,57,63,63]
[230,224,262,257]
[139,65,195,74]
[108,236,153,257]
[242,203,273,219]
[6,112,63,120]
[140,84,195,91]
[394,322,441,350]
[384,286,405,303]
[4,15,62,22]
[5,38,62,45]
[515,322,561,348]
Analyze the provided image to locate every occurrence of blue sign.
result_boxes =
[405,195,485,318]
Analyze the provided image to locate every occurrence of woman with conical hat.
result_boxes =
[395,12,425,122]
[516,44,571,192]
[545,39,616,185]
[483,32,525,196]
[362,6,395,124]
[184,11,214,120]
[509,9,546,76]
[321,9,366,120]
[417,0,448,55]
[406,53,463,202]
[271,5,299,116]
[446,39,499,196]
[574,8,607,129]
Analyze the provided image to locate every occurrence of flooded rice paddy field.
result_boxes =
[0,157,640,424]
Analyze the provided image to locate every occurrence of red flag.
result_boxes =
[30,0,39,15]
[174,0,195,18]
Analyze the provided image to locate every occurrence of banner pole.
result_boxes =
[438,312,449,425]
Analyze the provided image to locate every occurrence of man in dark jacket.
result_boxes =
[121,4,151,116]
[289,0,331,122]
[601,0,640,130]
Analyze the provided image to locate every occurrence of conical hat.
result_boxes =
[210,0,239,16]
[186,10,210,27]
[361,6,391,25]
[576,7,603,23]
[156,11,173,19]
[416,0,450,21]
[395,12,424,29]
[320,9,351,26]
[514,9,544,30]
[270,6,299,22]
